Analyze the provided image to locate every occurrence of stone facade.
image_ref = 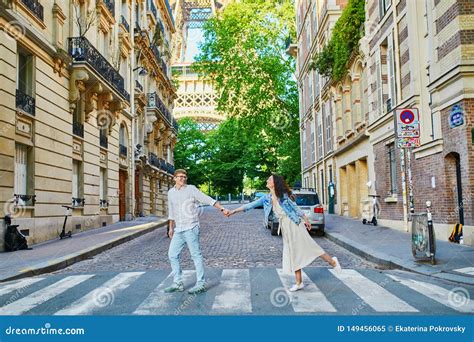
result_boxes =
[0,0,177,251]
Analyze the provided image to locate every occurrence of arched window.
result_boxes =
[119,124,128,157]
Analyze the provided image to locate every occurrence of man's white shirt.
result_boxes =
[168,184,217,232]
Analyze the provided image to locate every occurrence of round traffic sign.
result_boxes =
[400,110,415,124]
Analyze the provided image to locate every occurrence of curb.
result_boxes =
[325,231,474,286]
[0,221,167,283]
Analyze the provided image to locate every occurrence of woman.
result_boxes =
[227,174,341,291]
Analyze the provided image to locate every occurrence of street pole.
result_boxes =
[400,147,409,232]
[407,148,414,214]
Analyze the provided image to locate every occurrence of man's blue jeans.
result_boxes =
[168,225,205,286]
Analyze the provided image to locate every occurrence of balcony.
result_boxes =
[119,144,128,157]
[147,0,157,19]
[148,153,174,174]
[14,194,36,207]
[99,129,108,148]
[151,45,168,78]
[16,89,35,116]
[20,0,44,22]
[101,0,115,17]
[72,197,85,208]
[68,37,130,102]
[73,121,84,138]
[147,92,172,123]
[120,15,130,33]
[135,80,144,92]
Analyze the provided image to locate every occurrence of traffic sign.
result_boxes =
[396,108,420,140]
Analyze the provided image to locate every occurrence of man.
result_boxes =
[165,169,230,294]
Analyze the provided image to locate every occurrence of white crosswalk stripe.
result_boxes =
[388,274,474,313]
[0,275,94,315]
[133,271,195,315]
[454,267,474,276]
[276,269,337,312]
[1,269,472,315]
[0,277,45,296]
[212,269,252,313]
[54,272,144,315]
[329,269,418,312]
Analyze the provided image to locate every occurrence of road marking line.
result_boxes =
[0,277,45,296]
[0,275,94,315]
[453,267,474,276]
[212,269,252,313]
[133,270,195,315]
[329,269,418,312]
[276,269,336,312]
[54,272,144,315]
[388,274,474,313]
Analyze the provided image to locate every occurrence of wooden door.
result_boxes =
[119,170,127,221]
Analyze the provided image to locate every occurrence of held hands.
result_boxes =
[224,209,235,217]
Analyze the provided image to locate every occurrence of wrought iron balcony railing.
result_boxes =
[119,144,128,157]
[120,15,130,32]
[148,152,160,168]
[101,0,115,17]
[20,0,44,21]
[99,130,108,148]
[148,153,174,175]
[164,0,175,26]
[151,45,168,78]
[72,197,85,207]
[147,92,172,123]
[73,121,84,138]
[68,37,130,102]
[16,89,35,116]
[135,80,143,92]
[147,0,157,19]
[100,199,109,208]
[14,194,36,206]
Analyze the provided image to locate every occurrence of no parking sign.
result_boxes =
[396,108,420,148]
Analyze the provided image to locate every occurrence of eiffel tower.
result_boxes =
[170,0,229,131]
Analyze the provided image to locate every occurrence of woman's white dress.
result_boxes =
[273,201,325,273]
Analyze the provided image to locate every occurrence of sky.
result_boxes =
[185,28,204,62]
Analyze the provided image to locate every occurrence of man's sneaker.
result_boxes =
[164,282,184,293]
[289,282,305,292]
[332,256,342,273]
[188,283,207,294]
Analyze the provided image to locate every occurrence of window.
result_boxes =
[387,32,397,110]
[317,118,323,160]
[325,102,333,152]
[312,3,318,35]
[72,160,83,206]
[388,144,397,194]
[375,49,383,117]
[379,0,391,19]
[310,119,315,163]
[308,72,313,105]
[17,49,34,96]
[73,97,84,137]
[100,168,107,207]
[14,144,33,205]
[302,129,307,168]
[119,124,128,157]
[320,169,325,204]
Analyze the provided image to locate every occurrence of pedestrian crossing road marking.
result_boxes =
[0,269,472,315]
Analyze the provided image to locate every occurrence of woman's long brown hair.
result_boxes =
[271,173,293,200]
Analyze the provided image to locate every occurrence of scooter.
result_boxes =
[362,195,380,226]
[59,205,73,239]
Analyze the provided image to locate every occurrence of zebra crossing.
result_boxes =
[0,268,472,315]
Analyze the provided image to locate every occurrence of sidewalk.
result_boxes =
[0,216,167,282]
[325,214,474,285]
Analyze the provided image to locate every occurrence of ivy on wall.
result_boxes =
[309,0,365,81]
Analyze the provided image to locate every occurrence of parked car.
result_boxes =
[267,189,325,236]
[251,191,268,209]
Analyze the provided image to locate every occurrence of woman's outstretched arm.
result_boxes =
[228,195,266,216]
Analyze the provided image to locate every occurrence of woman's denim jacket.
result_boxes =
[242,193,305,227]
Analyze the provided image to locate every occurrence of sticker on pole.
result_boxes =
[395,108,420,148]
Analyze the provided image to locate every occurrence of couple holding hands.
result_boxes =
[166,169,341,295]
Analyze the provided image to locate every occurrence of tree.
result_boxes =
[195,0,301,186]
[173,118,209,187]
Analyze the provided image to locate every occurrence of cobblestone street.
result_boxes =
[56,205,381,274]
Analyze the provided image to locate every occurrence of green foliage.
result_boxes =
[194,0,301,187]
[173,118,209,186]
[310,0,365,81]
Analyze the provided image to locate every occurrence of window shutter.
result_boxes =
[72,161,79,198]
[387,32,397,106]
[375,49,383,116]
